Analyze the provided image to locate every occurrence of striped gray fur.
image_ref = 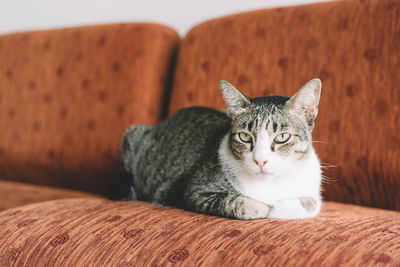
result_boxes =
[120,79,322,220]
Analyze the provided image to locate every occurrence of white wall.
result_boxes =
[0,0,333,36]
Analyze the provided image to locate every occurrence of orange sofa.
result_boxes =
[1,0,399,265]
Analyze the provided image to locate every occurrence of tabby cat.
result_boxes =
[121,79,323,220]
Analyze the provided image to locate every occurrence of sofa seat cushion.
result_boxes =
[0,180,101,211]
[0,199,399,266]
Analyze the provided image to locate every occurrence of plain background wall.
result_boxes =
[0,0,332,35]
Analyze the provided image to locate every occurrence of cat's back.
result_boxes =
[158,106,229,135]
[121,106,231,177]
[153,106,231,153]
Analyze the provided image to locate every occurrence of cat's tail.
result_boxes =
[110,125,153,201]
[110,184,137,201]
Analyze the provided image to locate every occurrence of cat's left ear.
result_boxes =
[219,79,251,117]
[285,78,321,126]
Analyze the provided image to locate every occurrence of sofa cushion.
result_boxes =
[168,0,400,210]
[0,199,399,266]
[0,23,179,195]
[0,179,101,211]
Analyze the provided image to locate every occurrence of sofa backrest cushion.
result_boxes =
[169,0,400,210]
[0,23,178,195]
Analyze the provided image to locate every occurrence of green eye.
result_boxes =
[274,133,291,144]
[238,132,252,143]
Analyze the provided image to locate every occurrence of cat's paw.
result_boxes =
[236,196,272,220]
[268,197,321,219]
[299,197,318,212]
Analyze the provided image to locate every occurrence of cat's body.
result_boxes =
[122,107,232,208]
[121,79,323,220]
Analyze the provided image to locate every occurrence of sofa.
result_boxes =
[0,0,399,265]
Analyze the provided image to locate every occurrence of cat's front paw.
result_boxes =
[268,197,321,219]
[236,196,272,220]
[188,193,271,220]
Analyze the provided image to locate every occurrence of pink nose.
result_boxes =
[254,160,267,167]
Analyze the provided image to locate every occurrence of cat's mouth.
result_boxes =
[259,171,273,177]
[254,168,274,177]
[242,165,275,179]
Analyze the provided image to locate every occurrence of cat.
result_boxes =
[120,78,323,220]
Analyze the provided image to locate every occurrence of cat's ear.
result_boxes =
[219,79,251,117]
[285,78,321,126]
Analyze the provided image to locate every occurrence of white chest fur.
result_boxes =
[237,159,321,205]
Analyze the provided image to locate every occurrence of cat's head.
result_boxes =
[219,78,321,178]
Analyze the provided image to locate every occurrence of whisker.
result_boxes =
[321,166,336,170]
[321,174,337,184]
[312,140,329,144]
[320,162,337,168]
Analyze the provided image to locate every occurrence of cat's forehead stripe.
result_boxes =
[271,105,277,115]
[272,121,278,132]
[248,120,253,131]
[264,117,271,131]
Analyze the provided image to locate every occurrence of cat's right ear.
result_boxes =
[219,79,251,117]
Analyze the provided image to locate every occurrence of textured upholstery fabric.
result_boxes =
[0,180,101,211]
[1,2,400,266]
[169,0,400,210]
[0,24,179,195]
[0,199,399,266]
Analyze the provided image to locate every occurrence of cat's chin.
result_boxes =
[245,168,276,180]
[257,172,276,180]
[256,170,272,176]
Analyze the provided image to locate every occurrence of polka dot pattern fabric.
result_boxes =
[169,0,400,210]
[0,23,179,195]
